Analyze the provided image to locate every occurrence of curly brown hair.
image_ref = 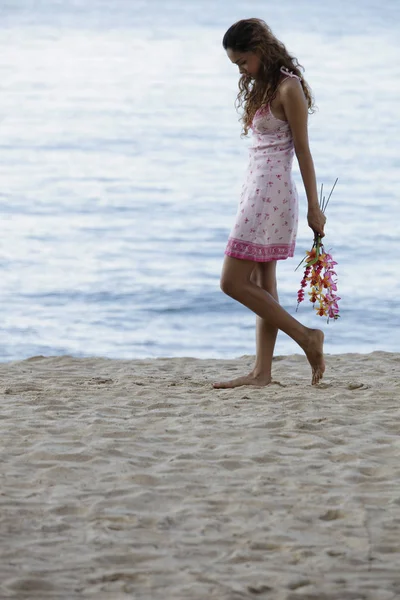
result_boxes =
[222,18,315,135]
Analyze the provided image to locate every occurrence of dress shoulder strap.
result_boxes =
[259,66,302,105]
[280,66,301,80]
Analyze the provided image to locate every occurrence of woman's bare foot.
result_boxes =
[303,329,325,385]
[213,371,272,389]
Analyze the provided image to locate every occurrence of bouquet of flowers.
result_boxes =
[296,179,340,322]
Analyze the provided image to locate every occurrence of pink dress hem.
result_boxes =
[225,237,295,262]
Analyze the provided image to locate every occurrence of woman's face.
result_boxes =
[226,48,261,78]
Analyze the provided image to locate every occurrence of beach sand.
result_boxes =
[1,352,400,599]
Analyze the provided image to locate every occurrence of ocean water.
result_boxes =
[1,0,399,361]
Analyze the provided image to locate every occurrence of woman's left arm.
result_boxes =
[280,80,326,237]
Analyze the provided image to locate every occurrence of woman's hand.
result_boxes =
[307,206,326,238]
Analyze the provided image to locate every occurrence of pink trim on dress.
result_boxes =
[225,237,295,263]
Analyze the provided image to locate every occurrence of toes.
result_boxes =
[312,367,324,386]
[213,381,235,389]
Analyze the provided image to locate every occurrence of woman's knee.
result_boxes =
[220,273,239,298]
[220,256,254,298]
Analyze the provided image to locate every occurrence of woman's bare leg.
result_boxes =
[253,261,279,379]
[214,261,279,388]
[213,256,325,387]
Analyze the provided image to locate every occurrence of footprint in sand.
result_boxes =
[247,583,273,594]
[347,382,369,390]
[4,383,43,394]
[315,382,333,389]
[319,509,345,521]
[88,377,114,385]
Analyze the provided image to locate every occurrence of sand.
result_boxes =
[1,352,400,599]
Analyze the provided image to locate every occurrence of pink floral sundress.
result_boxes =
[225,67,300,263]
